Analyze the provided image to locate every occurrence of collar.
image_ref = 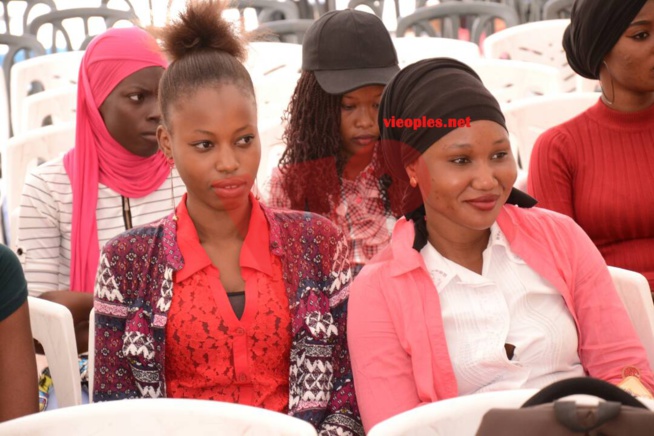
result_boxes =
[174,193,272,283]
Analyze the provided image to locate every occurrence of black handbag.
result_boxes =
[476,377,654,436]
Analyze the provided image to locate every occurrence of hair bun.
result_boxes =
[153,0,246,63]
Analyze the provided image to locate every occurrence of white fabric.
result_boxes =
[420,224,585,395]
[17,156,185,296]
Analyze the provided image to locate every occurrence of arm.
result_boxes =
[319,234,364,436]
[566,218,654,392]
[93,250,137,401]
[17,169,65,296]
[527,128,576,219]
[347,268,425,432]
[0,247,39,422]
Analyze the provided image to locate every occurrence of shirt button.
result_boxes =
[235,328,245,335]
[271,241,279,248]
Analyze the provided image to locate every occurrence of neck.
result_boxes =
[342,146,374,180]
[185,195,252,243]
[599,79,654,112]
[425,218,490,273]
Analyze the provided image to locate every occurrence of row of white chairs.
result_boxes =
[5,265,654,434]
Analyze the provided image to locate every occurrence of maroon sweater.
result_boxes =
[528,99,654,290]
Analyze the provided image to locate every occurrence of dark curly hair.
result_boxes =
[278,70,404,217]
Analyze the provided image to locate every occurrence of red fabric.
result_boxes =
[528,99,654,290]
[64,27,169,293]
[165,194,291,411]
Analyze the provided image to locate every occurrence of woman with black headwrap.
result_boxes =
[346,58,654,432]
[528,0,654,291]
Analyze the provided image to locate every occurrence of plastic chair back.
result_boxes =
[502,92,599,170]
[468,58,561,104]
[543,0,573,20]
[245,41,302,79]
[396,2,520,44]
[0,0,56,35]
[27,8,137,54]
[3,122,74,249]
[0,398,318,435]
[27,296,82,409]
[10,50,83,135]
[20,85,77,133]
[392,36,481,68]
[608,266,654,371]
[252,19,314,44]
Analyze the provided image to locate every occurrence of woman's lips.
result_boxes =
[465,195,499,211]
[211,178,249,199]
[352,135,377,146]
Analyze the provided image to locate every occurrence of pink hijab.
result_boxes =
[64,27,169,293]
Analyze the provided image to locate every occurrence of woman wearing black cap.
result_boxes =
[528,0,654,291]
[347,58,654,432]
[268,9,403,275]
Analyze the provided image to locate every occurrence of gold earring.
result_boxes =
[410,177,418,188]
[600,61,615,106]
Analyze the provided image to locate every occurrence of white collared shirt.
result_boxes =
[421,224,585,395]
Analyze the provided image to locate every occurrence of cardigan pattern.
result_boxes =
[93,205,362,435]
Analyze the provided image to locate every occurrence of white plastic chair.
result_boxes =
[608,266,654,371]
[9,51,83,135]
[482,19,596,93]
[0,68,8,149]
[3,122,75,249]
[21,85,77,133]
[468,59,561,105]
[0,398,318,435]
[256,120,286,202]
[27,296,82,409]
[368,389,540,436]
[392,37,481,68]
[245,41,302,79]
[502,92,600,170]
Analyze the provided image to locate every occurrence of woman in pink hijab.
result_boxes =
[16,26,182,354]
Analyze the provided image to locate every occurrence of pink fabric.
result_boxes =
[348,204,654,431]
[63,27,168,293]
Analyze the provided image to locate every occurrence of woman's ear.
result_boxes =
[157,124,172,159]
[405,160,418,182]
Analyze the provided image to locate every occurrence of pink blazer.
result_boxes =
[347,204,654,431]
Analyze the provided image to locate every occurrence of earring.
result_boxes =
[600,61,615,106]
[410,177,418,188]
[167,157,178,221]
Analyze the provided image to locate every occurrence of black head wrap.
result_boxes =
[378,58,535,221]
[563,0,648,80]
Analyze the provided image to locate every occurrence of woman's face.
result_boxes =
[339,85,384,159]
[406,120,517,236]
[99,66,164,157]
[157,83,260,213]
[603,0,654,98]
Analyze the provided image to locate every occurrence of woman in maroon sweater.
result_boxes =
[528,0,654,290]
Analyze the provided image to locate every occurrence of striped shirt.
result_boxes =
[17,156,186,296]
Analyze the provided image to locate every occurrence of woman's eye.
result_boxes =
[341,104,354,110]
[129,93,144,102]
[192,141,212,150]
[493,151,509,160]
[451,157,470,165]
[236,135,255,147]
[632,31,649,40]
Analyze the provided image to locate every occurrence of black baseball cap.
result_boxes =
[302,9,400,95]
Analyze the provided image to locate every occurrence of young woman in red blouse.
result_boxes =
[92,1,361,434]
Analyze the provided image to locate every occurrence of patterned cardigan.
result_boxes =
[93,205,363,436]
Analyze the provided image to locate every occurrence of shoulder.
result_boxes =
[102,216,170,256]
[501,204,587,241]
[263,205,341,239]
[26,155,67,182]
[0,245,28,320]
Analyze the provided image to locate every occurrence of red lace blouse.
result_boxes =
[165,194,292,412]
